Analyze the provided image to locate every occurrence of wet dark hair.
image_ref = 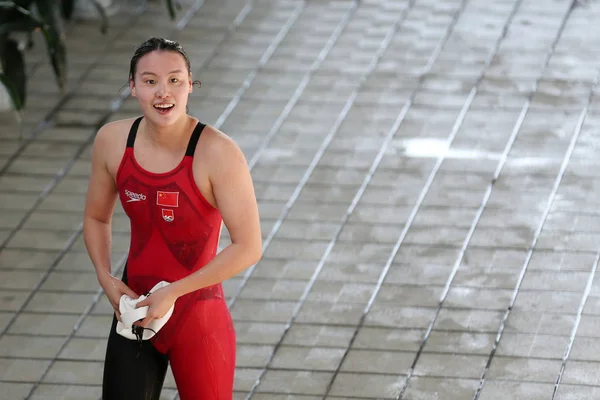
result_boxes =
[128,37,201,88]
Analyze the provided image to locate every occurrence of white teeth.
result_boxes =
[154,104,174,109]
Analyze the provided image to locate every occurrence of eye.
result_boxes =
[171,78,179,83]
[145,79,155,84]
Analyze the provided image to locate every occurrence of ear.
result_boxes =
[188,73,193,94]
[129,79,136,97]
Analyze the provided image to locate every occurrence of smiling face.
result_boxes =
[129,50,193,127]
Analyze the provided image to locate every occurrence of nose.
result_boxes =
[155,82,170,99]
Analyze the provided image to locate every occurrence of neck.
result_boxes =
[141,114,191,150]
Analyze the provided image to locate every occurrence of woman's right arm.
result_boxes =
[83,125,138,319]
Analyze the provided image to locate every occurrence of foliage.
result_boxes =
[0,0,180,111]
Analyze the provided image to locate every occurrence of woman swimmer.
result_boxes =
[83,37,262,400]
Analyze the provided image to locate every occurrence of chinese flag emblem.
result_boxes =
[162,209,174,222]
[157,191,179,207]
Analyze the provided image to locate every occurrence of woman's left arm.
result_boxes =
[134,130,262,327]
[172,131,263,296]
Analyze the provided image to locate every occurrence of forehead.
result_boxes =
[136,50,187,73]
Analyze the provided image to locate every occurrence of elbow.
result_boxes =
[82,215,95,235]
[83,210,112,227]
[230,232,263,267]
[83,216,102,235]
[82,214,112,244]
[248,240,263,265]
[253,246,263,265]
[241,238,262,266]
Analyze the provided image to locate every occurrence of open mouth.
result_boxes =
[154,104,174,114]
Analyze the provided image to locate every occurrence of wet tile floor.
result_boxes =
[1,0,600,398]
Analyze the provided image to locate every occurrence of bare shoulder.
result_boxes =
[94,118,135,147]
[193,123,260,246]
[197,124,248,171]
[92,118,138,176]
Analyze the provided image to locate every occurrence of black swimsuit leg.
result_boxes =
[101,263,169,400]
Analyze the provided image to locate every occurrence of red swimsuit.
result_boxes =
[114,116,235,399]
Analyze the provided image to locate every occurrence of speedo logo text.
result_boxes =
[125,190,147,202]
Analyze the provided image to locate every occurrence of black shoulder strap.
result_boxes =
[127,117,143,148]
[185,122,206,157]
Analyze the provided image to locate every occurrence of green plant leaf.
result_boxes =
[165,0,176,20]
[0,16,42,36]
[10,0,34,8]
[26,30,34,48]
[0,37,26,109]
[89,0,108,34]
[60,0,76,20]
[33,0,67,91]
[41,28,67,90]
[0,0,27,10]
[0,73,23,109]
[57,0,108,33]
[0,0,38,24]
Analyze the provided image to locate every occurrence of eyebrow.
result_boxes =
[140,69,184,76]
